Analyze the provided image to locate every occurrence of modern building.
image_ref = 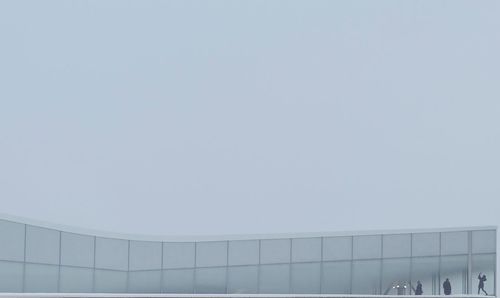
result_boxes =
[0,215,496,295]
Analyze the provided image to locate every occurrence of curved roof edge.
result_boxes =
[0,213,496,242]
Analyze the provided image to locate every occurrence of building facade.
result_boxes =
[0,215,496,295]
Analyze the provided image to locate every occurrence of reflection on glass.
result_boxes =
[472,231,496,254]
[291,238,321,263]
[95,237,129,271]
[196,242,227,267]
[0,217,496,296]
[260,239,291,264]
[163,242,195,269]
[441,232,468,255]
[59,266,93,293]
[382,258,410,295]
[24,263,59,292]
[25,226,60,265]
[195,267,226,293]
[162,269,194,293]
[228,240,259,266]
[259,264,290,293]
[352,259,381,294]
[321,261,351,294]
[291,262,321,294]
[94,269,127,293]
[60,232,95,268]
[227,266,258,293]
[128,270,161,293]
[411,257,439,295]
[0,220,25,262]
[0,261,23,292]
[472,254,495,296]
[353,235,381,259]
[322,261,351,294]
[441,255,468,295]
[323,236,352,261]
[129,241,162,271]
[382,234,411,258]
[412,233,440,257]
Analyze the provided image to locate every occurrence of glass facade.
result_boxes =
[0,218,496,295]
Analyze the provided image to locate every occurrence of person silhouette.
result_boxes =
[415,280,423,295]
[478,273,488,295]
[443,278,451,295]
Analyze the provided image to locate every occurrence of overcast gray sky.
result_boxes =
[0,1,499,237]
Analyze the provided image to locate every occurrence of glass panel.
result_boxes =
[323,236,352,261]
[383,234,411,258]
[472,254,495,296]
[129,241,162,271]
[290,262,321,294]
[228,240,259,266]
[95,237,128,270]
[260,239,291,264]
[259,264,290,293]
[61,232,94,268]
[0,261,23,292]
[59,266,93,293]
[352,259,381,294]
[291,238,321,263]
[441,231,468,255]
[0,220,25,262]
[24,263,59,292]
[196,241,227,267]
[412,233,440,257]
[25,226,60,265]
[163,242,195,269]
[353,235,381,260]
[382,258,410,295]
[227,266,258,293]
[195,267,226,293]
[440,255,468,295]
[472,230,496,254]
[163,269,194,293]
[94,269,127,293]
[411,257,439,295]
[322,261,351,294]
[128,270,161,293]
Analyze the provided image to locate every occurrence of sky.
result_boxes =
[0,1,499,237]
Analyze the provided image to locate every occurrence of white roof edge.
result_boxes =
[0,213,496,242]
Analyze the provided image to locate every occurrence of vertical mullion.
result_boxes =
[22,224,27,293]
[57,231,61,292]
[257,239,261,294]
[320,237,324,294]
[288,238,292,294]
[409,233,413,295]
[438,232,442,295]
[468,230,472,294]
[193,242,197,294]
[379,235,383,295]
[495,237,497,297]
[126,240,130,293]
[160,242,164,293]
[92,236,96,292]
[349,236,354,294]
[225,241,229,294]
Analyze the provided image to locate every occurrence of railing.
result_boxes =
[0,294,494,298]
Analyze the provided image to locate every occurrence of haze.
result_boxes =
[0,1,499,237]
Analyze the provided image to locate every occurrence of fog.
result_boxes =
[0,1,499,237]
